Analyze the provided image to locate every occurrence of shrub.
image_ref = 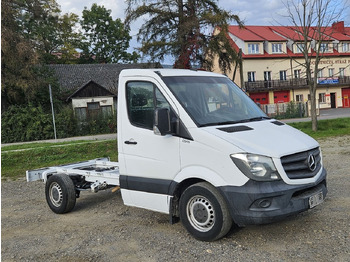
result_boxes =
[55,105,79,138]
[77,113,117,136]
[1,105,54,143]
[276,102,305,119]
[1,104,117,143]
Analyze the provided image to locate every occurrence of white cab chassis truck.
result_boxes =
[27,69,327,241]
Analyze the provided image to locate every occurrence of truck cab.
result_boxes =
[117,69,327,241]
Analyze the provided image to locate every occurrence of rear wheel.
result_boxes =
[45,174,76,214]
[179,182,232,241]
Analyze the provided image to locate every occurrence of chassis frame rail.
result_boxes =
[26,158,120,186]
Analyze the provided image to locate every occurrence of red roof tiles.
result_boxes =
[228,26,264,41]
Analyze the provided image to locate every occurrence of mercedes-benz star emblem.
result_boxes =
[308,154,316,171]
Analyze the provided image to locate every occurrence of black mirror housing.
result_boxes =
[154,108,171,135]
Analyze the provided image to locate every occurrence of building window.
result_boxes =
[320,43,329,52]
[328,68,334,77]
[294,69,301,79]
[101,105,113,116]
[296,43,305,53]
[272,43,283,53]
[264,71,271,81]
[280,71,287,81]
[296,94,303,102]
[248,43,260,54]
[75,107,87,121]
[339,68,345,77]
[342,43,349,52]
[317,69,323,78]
[247,71,256,82]
[319,93,326,103]
[334,43,339,50]
[87,102,100,118]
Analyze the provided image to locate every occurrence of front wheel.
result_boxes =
[45,174,76,214]
[179,182,232,241]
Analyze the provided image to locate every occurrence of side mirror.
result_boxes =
[154,108,171,136]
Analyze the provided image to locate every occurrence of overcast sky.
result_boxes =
[57,0,350,64]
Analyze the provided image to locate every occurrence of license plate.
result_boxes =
[309,191,324,208]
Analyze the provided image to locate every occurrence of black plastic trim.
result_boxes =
[217,125,253,133]
[175,119,193,140]
[219,168,327,226]
[119,175,177,195]
[271,120,285,126]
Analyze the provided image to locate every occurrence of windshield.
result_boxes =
[162,76,268,127]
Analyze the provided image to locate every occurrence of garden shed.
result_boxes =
[50,63,161,120]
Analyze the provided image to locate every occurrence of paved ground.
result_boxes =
[282,107,350,123]
[2,108,350,147]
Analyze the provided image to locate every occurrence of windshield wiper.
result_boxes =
[243,116,271,122]
[199,120,242,127]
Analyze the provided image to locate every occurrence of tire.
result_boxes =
[179,182,232,241]
[45,174,76,214]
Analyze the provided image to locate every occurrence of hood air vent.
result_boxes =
[271,120,285,126]
[217,126,253,133]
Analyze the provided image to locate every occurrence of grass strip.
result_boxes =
[288,117,350,139]
[1,140,95,152]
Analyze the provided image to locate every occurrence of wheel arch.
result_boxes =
[169,166,229,223]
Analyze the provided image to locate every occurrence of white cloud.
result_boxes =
[57,0,126,19]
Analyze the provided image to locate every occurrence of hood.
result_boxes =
[202,120,319,158]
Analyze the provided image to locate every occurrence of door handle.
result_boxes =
[124,140,137,145]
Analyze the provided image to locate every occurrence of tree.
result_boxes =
[125,0,242,71]
[18,0,63,63]
[81,3,139,63]
[56,13,83,64]
[15,0,83,64]
[1,0,64,109]
[283,0,343,131]
[1,0,40,108]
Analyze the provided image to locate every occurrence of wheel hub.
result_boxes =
[49,182,63,207]
[187,196,215,232]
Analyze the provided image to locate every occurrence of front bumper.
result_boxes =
[219,168,327,226]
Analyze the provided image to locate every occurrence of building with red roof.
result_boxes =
[213,22,350,110]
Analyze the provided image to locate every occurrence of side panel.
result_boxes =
[119,77,180,180]
[120,189,171,214]
[178,128,249,187]
[117,74,181,211]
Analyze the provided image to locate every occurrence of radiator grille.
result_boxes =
[281,147,321,179]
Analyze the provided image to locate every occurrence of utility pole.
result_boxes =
[49,84,57,140]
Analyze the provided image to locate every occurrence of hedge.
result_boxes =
[1,105,117,143]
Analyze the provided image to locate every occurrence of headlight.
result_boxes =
[230,153,281,181]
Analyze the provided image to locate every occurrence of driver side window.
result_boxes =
[126,81,171,130]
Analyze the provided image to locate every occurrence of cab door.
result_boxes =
[118,78,180,213]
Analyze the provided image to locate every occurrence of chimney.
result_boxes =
[332,21,345,33]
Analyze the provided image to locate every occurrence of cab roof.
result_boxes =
[120,68,226,78]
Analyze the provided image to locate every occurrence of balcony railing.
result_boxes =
[245,76,350,92]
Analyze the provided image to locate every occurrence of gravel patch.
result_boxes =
[2,136,350,262]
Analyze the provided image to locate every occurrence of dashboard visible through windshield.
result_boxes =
[162,76,268,127]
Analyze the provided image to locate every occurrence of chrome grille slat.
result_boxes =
[281,147,321,179]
